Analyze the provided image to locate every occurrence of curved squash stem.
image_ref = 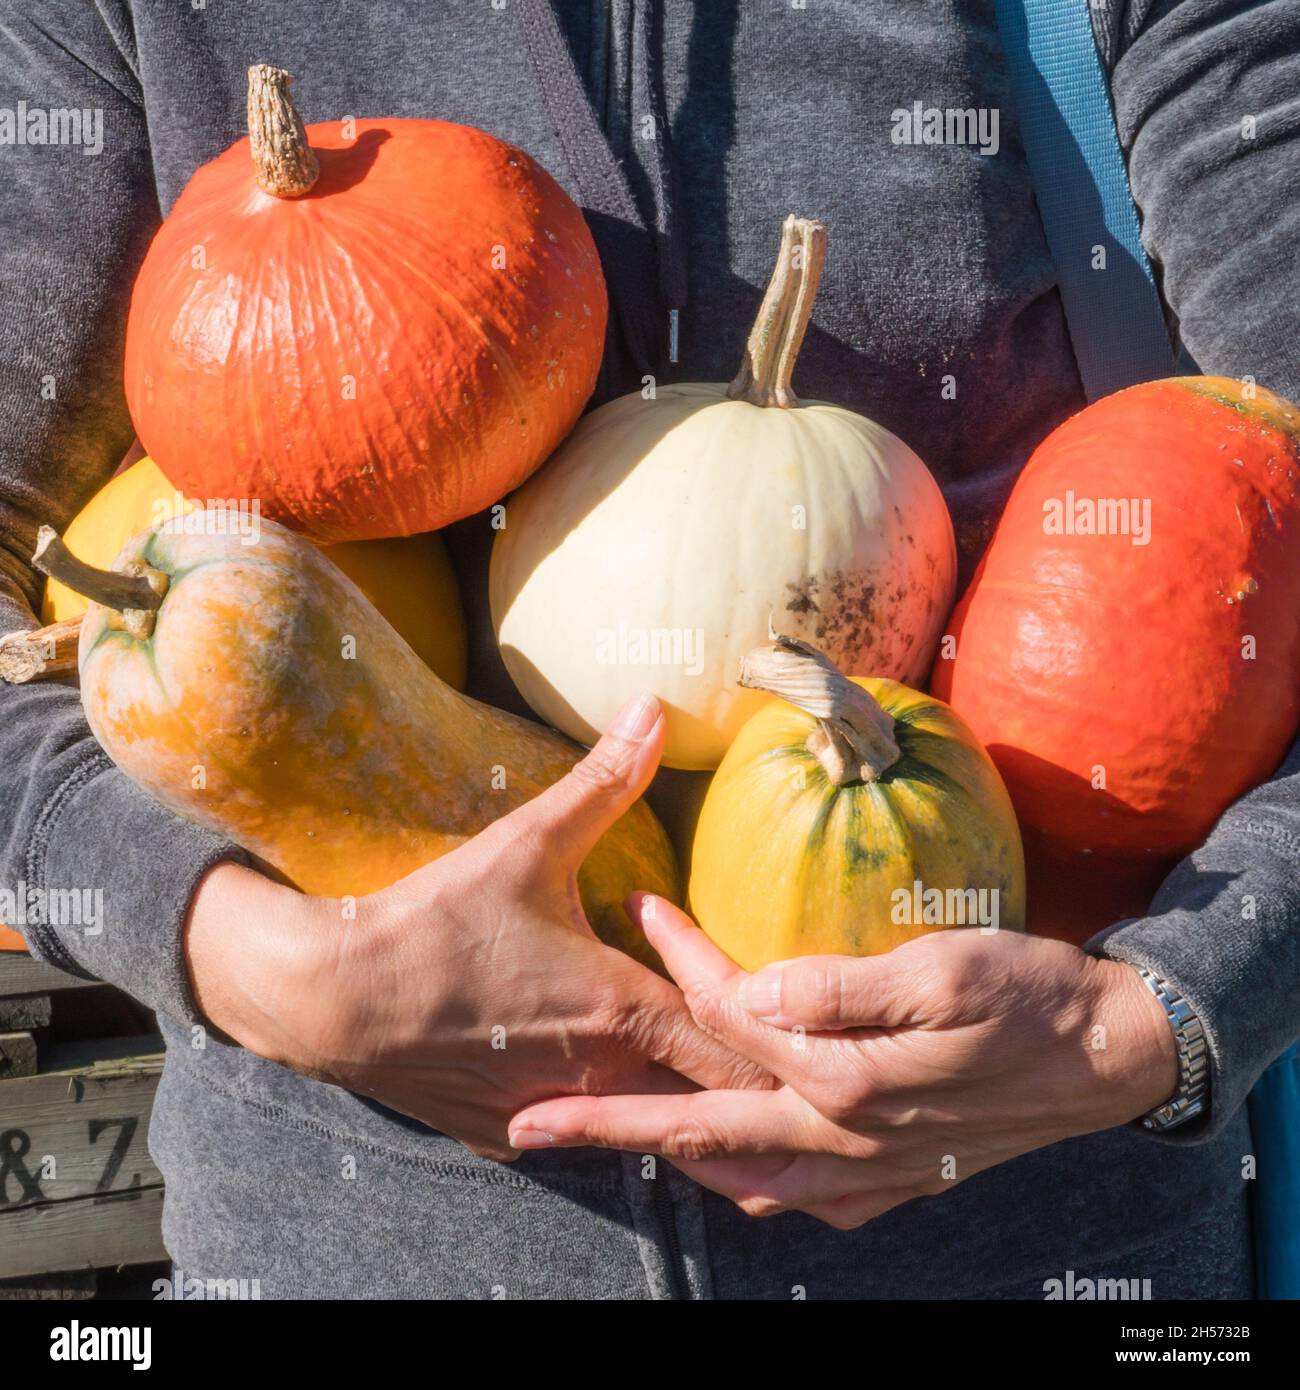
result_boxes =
[247,64,320,198]
[727,215,827,409]
[32,527,168,641]
[739,631,901,785]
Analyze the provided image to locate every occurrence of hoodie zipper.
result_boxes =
[652,1166,689,1300]
[516,0,685,387]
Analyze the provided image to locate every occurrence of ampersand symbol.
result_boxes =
[0,1129,45,1204]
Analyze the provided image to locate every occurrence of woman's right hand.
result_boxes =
[183,695,770,1160]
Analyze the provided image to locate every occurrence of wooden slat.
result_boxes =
[0,995,51,1031]
[0,1036,164,1211]
[0,1268,96,1299]
[0,1186,166,1280]
[0,1032,38,1079]
[0,952,96,998]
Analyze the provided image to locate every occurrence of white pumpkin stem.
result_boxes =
[32,527,168,641]
[727,215,827,409]
[739,631,901,785]
[247,64,320,198]
[0,616,82,685]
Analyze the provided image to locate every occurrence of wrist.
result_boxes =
[183,860,341,1069]
[1085,957,1182,1124]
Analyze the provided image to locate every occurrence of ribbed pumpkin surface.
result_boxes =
[125,119,606,542]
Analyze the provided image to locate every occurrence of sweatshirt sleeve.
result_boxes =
[0,2,247,1022]
[1104,0,1300,398]
[1087,736,1300,1142]
[1082,2,1300,1139]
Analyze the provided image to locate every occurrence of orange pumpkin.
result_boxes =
[932,377,1300,942]
[124,66,607,543]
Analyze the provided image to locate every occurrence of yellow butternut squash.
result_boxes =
[37,514,678,966]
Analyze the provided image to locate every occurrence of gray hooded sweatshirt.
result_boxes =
[1,0,1297,1297]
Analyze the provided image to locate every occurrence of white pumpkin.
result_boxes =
[490,216,957,770]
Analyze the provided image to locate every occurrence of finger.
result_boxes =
[661,1145,917,1223]
[631,892,739,987]
[737,952,921,1032]
[485,692,666,871]
[461,1139,522,1164]
[509,1087,827,1159]
[632,897,843,1087]
[674,1155,916,1221]
[798,1187,918,1231]
[597,940,775,1093]
[386,694,665,904]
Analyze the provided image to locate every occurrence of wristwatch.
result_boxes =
[1133,967,1209,1132]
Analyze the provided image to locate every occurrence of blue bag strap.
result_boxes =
[993,0,1179,398]
[1248,1044,1300,1300]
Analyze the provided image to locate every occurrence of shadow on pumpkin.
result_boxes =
[309,127,392,196]
[984,742,1182,946]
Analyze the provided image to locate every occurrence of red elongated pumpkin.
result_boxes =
[125,66,607,543]
[931,377,1300,943]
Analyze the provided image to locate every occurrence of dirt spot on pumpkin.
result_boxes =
[784,572,885,660]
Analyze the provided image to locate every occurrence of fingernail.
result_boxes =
[738,967,784,1020]
[509,1127,555,1149]
[611,691,659,741]
[633,892,662,927]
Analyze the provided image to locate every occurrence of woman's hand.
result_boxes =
[508,899,1179,1227]
[183,696,770,1161]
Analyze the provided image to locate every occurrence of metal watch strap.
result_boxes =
[1134,967,1209,1131]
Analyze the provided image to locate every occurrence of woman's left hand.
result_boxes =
[509,896,1180,1229]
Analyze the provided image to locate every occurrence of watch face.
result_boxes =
[1144,1096,1206,1132]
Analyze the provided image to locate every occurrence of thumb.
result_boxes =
[500,692,666,870]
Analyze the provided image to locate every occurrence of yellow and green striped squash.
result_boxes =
[689,666,1025,971]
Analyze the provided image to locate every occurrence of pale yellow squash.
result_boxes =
[492,216,956,770]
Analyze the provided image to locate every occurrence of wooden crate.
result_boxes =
[0,951,101,998]
[0,952,167,1282]
[0,950,155,1066]
[0,1033,166,1280]
[0,952,97,1037]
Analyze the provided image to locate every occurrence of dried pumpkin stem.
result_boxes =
[32,527,168,641]
[247,64,320,198]
[739,631,901,785]
[727,215,827,409]
[0,616,81,684]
